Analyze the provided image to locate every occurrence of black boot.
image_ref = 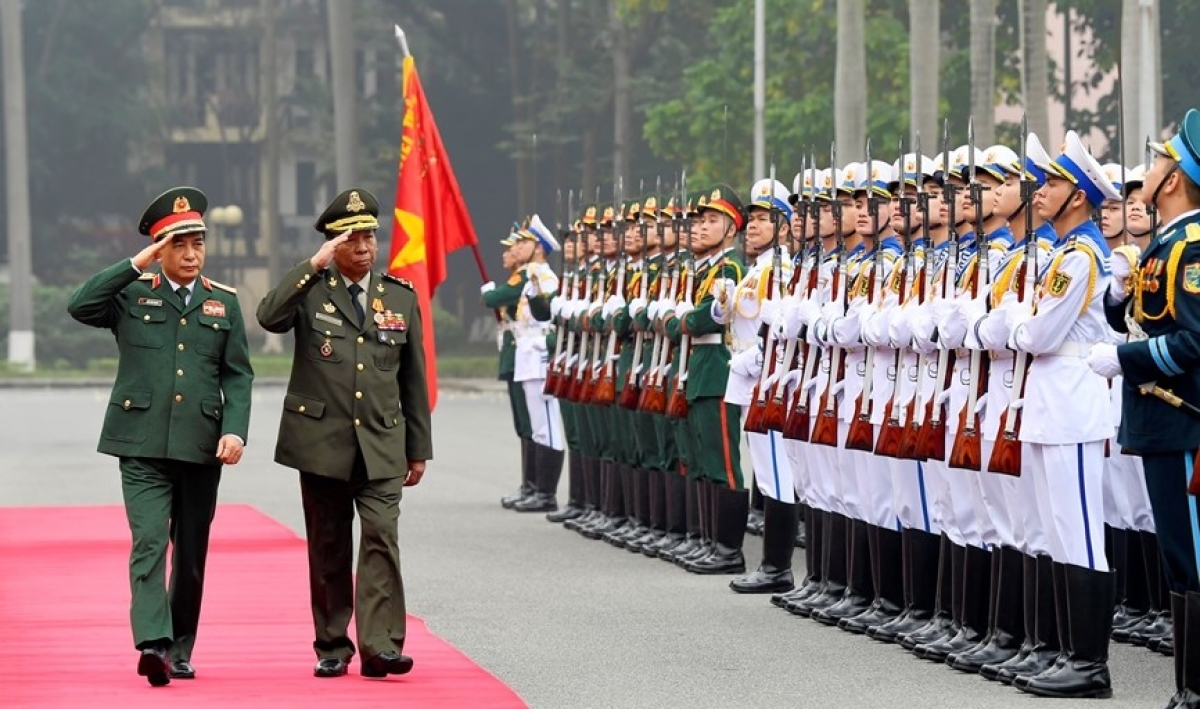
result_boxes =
[910,540,968,654]
[731,497,797,593]
[501,438,536,508]
[775,504,823,607]
[813,519,873,625]
[565,456,599,531]
[948,545,1023,672]
[997,554,1062,685]
[676,479,714,567]
[1128,531,1173,650]
[624,468,657,552]
[840,525,903,634]
[795,503,808,548]
[547,452,585,522]
[605,465,639,545]
[1015,559,1071,689]
[1172,592,1200,708]
[664,477,704,564]
[688,486,748,574]
[790,511,849,616]
[899,534,956,650]
[584,460,626,539]
[746,485,765,536]
[1112,527,1150,634]
[1018,564,1114,699]
[648,471,686,558]
[870,527,939,643]
[514,444,563,512]
[919,543,989,662]
[982,551,1038,681]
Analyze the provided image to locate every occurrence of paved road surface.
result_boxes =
[0,387,1171,708]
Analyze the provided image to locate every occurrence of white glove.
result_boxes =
[729,347,763,378]
[954,294,988,339]
[550,296,565,319]
[674,301,694,319]
[629,297,648,318]
[647,300,662,320]
[1004,300,1033,336]
[1086,343,1122,379]
[1108,248,1138,301]
[715,278,738,307]
[711,295,731,324]
[602,294,626,318]
[929,297,955,328]
[480,281,496,295]
[909,306,937,353]
[758,299,781,329]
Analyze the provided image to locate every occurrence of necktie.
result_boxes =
[176,286,190,308]
[348,283,366,325]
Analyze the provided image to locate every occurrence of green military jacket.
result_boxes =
[67,259,253,464]
[482,269,527,380]
[665,249,744,401]
[1106,213,1200,453]
[256,260,433,481]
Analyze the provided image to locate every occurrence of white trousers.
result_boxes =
[749,430,796,503]
[785,440,812,508]
[1028,441,1109,571]
[890,455,939,534]
[814,422,853,518]
[1104,443,1157,532]
[966,439,1020,549]
[847,426,896,529]
[941,432,984,548]
[522,379,565,451]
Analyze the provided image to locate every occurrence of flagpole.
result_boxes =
[394,23,490,283]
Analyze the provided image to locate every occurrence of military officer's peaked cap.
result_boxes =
[1048,130,1122,207]
[315,188,380,237]
[1123,164,1147,195]
[139,186,208,241]
[526,214,560,253]
[698,184,746,231]
[580,204,599,227]
[789,167,819,205]
[1010,132,1054,186]
[748,178,793,221]
[1100,163,1133,196]
[1149,108,1200,186]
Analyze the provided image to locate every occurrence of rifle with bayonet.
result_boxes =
[746,164,784,433]
[783,156,823,440]
[812,144,848,448]
[666,173,693,419]
[593,179,627,406]
[619,184,654,410]
[949,118,989,471]
[898,145,935,460]
[638,189,680,414]
[916,121,958,460]
[545,189,572,396]
[876,140,916,458]
[846,141,885,453]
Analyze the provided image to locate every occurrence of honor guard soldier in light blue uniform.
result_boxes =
[1091,109,1200,708]
[68,186,254,686]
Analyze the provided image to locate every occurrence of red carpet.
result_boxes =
[0,504,526,708]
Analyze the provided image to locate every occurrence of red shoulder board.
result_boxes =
[151,274,161,289]
[200,275,213,291]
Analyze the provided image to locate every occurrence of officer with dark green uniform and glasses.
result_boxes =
[67,186,253,687]
[1091,108,1200,708]
[257,187,433,680]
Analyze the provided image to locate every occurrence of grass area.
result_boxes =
[0,352,499,380]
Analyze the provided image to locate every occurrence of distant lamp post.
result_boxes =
[208,204,243,285]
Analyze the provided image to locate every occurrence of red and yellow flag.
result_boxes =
[389,54,479,410]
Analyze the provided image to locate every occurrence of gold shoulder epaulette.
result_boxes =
[1185,223,1200,243]
[208,279,237,294]
[382,273,415,290]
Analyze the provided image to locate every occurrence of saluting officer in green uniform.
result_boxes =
[256,188,433,679]
[67,186,253,687]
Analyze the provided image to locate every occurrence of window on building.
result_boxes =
[296,161,316,217]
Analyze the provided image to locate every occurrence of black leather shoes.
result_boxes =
[362,651,414,678]
[137,648,170,687]
[169,660,196,679]
[314,658,349,677]
[730,566,794,594]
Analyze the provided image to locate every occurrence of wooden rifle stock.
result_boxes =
[761,337,793,432]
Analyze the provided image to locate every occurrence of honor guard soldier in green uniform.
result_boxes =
[67,186,253,687]
[257,187,433,679]
[663,184,748,574]
[1092,108,1200,708]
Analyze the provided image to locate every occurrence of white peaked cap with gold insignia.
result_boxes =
[859,160,895,196]
[982,145,1020,179]
[1099,163,1131,196]
[527,214,560,253]
[1048,130,1122,206]
[1016,133,1055,185]
[888,155,935,191]
[789,168,818,204]
[1123,164,1147,194]
[814,168,838,201]
[749,178,793,221]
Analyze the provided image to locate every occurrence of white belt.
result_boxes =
[692,334,723,345]
[1048,341,1090,358]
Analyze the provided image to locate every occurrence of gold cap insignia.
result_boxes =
[823,174,833,188]
[173,196,191,213]
[645,197,657,210]
[346,190,366,213]
[585,206,596,218]
[698,195,709,206]
[630,201,640,214]
[710,188,722,200]
[905,157,915,172]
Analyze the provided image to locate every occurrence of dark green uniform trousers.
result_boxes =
[119,456,221,661]
[506,378,533,440]
[299,448,407,662]
[685,397,744,489]
[561,399,581,451]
